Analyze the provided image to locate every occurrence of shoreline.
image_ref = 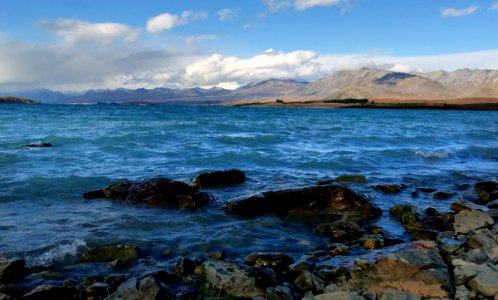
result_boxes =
[224,98,498,111]
[2,171,497,299]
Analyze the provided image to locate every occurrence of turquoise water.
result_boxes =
[1,104,497,266]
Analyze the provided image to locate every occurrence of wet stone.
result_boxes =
[433,191,455,200]
[244,252,293,274]
[193,169,246,188]
[314,221,365,242]
[81,245,139,263]
[373,184,403,194]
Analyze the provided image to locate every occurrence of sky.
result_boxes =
[1,0,498,92]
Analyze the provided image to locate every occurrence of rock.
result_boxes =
[417,187,437,193]
[377,289,421,300]
[0,293,12,300]
[475,181,498,204]
[174,257,198,276]
[327,243,349,256]
[373,184,403,194]
[225,185,382,222]
[293,270,325,291]
[205,249,224,260]
[468,263,498,297]
[0,260,25,283]
[84,178,214,208]
[488,199,498,209]
[389,205,424,229]
[266,285,293,300]
[333,175,367,184]
[244,252,293,274]
[453,210,494,234]
[314,291,364,300]
[193,169,246,188]
[432,192,455,200]
[363,235,384,249]
[197,260,276,298]
[23,285,77,300]
[451,198,488,212]
[452,259,478,285]
[110,258,131,269]
[0,284,23,299]
[289,256,316,272]
[424,212,454,232]
[81,244,138,262]
[337,240,451,298]
[466,228,498,251]
[437,234,464,254]
[314,221,365,242]
[108,275,174,300]
[176,285,200,300]
[16,142,52,149]
[86,282,111,299]
[454,285,474,300]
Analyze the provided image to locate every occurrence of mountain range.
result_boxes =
[5,68,498,104]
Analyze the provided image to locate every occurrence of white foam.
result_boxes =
[414,149,449,159]
[26,239,87,267]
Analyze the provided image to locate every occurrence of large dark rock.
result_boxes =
[389,205,425,229]
[475,181,498,204]
[81,245,138,263]
[84,178,214,208]
[0,260,25,283]
[193,169,246,188]
[225,185,382,222]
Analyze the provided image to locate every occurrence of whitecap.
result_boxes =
[26,239,87,267]
[414,149,450,159]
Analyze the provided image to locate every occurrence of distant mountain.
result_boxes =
[305,68,456,100]
[0,96,40,104]
[2,68,498,104]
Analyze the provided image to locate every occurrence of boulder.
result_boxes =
[453,210,494,234]
[193,169,246,188]
[334,175,367,184]
[197,260,276,299]
[81,244,138,262]
[225,185,382,222]
[373,185,403,194]
[244,252,293,274]
[108,275,174,300]
[467,263,498,297]
[475,181,498,204]
[336,240,451,298]
[293,270,325,291]
[314,291,364,300]
[313,221,365,242]
[84,178,214,208]
[389,205,424,229]
[266,285,293,300]
[0,260,25,283]
[451,259,478,285]
[377,289,421,300]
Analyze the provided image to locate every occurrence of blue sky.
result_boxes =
[1,0,498,91]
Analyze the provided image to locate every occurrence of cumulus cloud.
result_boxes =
[41,19,139,45]
[217,8,240,22]
[183,49,325,86]
[441,6,478,17]
[146,11,208,33]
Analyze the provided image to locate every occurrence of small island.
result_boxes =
[0,96,40,105]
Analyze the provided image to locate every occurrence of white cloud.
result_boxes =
[146,11,208,33]
[263,0,345,12]
[295,0,345,11]
[183,49,324,87]
[441,6,478,17]
[217,8,240,22]
[41,19,139,45]
[490,3,498,10]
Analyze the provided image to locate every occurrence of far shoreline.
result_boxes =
[222,98,498,111]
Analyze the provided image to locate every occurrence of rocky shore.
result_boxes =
[1,170,497,299]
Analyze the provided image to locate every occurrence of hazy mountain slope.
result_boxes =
[421,69,498,97]
[305,68,456,100]
[226,79,309,101]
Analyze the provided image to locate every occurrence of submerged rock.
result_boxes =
[314,221,366,242]
[16,142,52,149]
[432,192,455,200]
[334,175,367,184]
[193,169,246,188]
[81,245,138,263]
[84,178,214,208]
[225,185,382,222]
[389,205,424,229]
[372,185,404,194]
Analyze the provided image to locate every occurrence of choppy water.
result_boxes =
[1,104,497,267]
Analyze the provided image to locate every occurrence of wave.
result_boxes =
[25,239,87,267]
[414,149,450,159]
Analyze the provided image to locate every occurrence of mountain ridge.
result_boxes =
[4,68,498,104]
